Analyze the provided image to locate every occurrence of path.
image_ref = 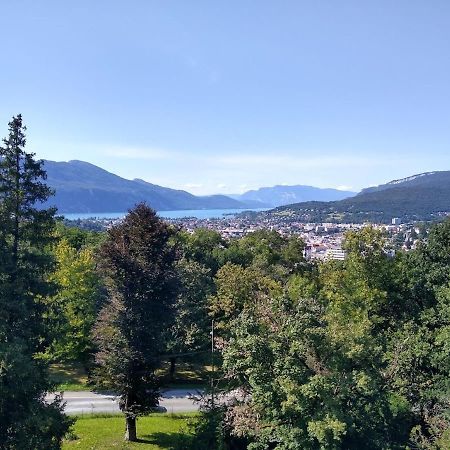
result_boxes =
[46,388,203,415]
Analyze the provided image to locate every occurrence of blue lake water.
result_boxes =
[63,208,268,221]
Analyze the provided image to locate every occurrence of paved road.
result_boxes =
[46,389,202,415]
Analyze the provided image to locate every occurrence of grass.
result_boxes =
[157,360,211,390]
[50,359,210,392]
[49,362,90,391]
[63,413,197,450]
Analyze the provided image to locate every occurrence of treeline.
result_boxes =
[200,223,450,449]
[271,204,446,225]
[272,180,450,223]
[0,116,449,449]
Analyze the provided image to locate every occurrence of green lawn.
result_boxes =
[157,360,211,387]
[49,362,90,391]
[63,413,197,450]
[50,359,210,392]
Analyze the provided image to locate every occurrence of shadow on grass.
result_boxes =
[49,362,93,391]
[138,432,195,449]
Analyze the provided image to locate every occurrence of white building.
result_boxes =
[326,248,347,260]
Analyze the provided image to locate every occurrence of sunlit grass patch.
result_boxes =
[49,362,90,391]
[63,413,198,449]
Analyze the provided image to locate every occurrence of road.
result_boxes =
[46,389,203,415]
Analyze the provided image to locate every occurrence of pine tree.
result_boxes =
[93,203,179,441]
[0,115,71,449]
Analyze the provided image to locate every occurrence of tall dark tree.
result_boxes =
[0,115,70,449]
[93,203,179,441]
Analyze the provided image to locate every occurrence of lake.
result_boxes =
[63,208,268,221]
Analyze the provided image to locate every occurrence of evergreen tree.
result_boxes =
[0,115,70,449]
[93,203,179,441]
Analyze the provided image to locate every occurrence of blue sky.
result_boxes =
[1,1,449,195]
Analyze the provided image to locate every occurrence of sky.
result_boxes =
[1,1,449,195]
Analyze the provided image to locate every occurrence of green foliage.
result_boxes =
[286,272,319,301]
[0,115,71,449]
[177,229,225,274]
[221,293,410,449]
[93,204,179,439]
[209,263,281,342]
[3,131,447,450]
[167,258,213,356]
[55,221,106,250]
[201,226,423,449]
[272,172,450,223]
[220,229,306,279]
[387,219,450,448]
[187,406,242,450]
[44,238,101,362]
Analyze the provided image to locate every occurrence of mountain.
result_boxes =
[232,185,356,207]
[42,160,252,213]
[360,171,446,194]
[269,171,450,223]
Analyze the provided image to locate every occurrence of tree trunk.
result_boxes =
[124,416,137,441]
[169,356,176,382]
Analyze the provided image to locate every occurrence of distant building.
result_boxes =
[326,248,346,260]
[391,217,402,225]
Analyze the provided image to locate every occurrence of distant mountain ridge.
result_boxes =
[40,160,448,220]
[270,170,450,223]
[42,160,251,213]
[360,171,442,194]
[232,184,355,207]
[40,159,361,214]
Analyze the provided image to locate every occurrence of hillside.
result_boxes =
[269,171,450,223]
[232,184,355,207]
[42,160,252,213]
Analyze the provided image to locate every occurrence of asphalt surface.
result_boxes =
[46,389,203,415]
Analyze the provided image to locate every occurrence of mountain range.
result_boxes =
[231,185,355,207]
[41,160,355,213]
[270,171,450,223]
[40,160,448,221]
[42,160,248,213]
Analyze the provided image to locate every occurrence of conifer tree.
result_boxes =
[93,203,178,441]
[0,115,70,449]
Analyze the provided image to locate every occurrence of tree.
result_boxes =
[177,228,225,274]
[211,227,411,449]
[314,227,410,449]
[208,262,281,345]
[44,238,101,363]
[220,230,306,280]
[0,115,71,449]
[93,203,179,441]
[388,219,450,448]
[166,258,213,380]
[55,221,106,251]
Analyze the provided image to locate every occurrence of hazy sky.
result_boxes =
[1,1,449,194]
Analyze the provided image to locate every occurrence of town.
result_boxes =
[64,212,427,261]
